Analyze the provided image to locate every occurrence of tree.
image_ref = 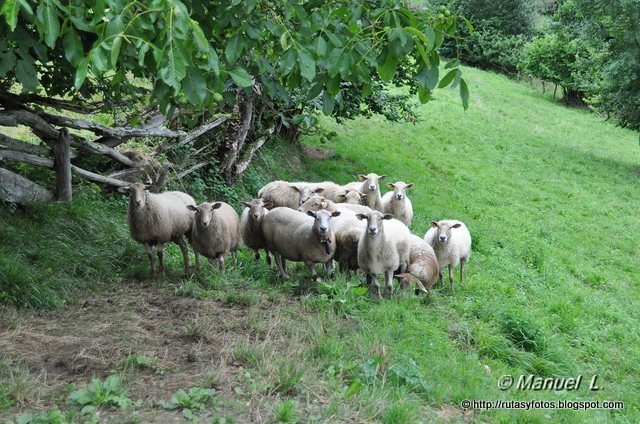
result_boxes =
[0,0,469,202]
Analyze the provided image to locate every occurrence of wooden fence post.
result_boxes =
[53,128,72,202]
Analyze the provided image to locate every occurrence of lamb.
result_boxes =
[395,235,439,295]
[424,220,472,291]
[297,194,371,215]
[344,173,387,211]
[240,198,273,265]
[187,201,242,270]
[334,189,365,205]
[258,180,324,209]
[381,181,414,226]
[262,207,341,281]
[356,210,411,298]
[119,183,195,277]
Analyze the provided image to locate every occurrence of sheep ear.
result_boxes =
[452,223,462,228]
[378,175,387,180]
[264,202,274,209]
[290,185,300,193]
[117,186,130,193]
[240,201,251,208]
[211,202,223,210]
[331,211,341,217]
[406,183,414,189]
[187,205,197,211]
[386,182,394,189]
[394,273,411,280]
[383,213,394,220]
[314,187,325,193]
[306,210,316,218]
[361,193,368,199]
[143,184,153,191]
[357,174,366,182]
[430,221,439,228]
[355,213,366,221]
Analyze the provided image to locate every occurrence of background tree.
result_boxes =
[0,0,469,202]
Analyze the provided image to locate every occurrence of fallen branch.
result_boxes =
[0,91,102,114]
[71,166,130,187]
[0,110,59,141]
[162,115,228,152]
[70,137,137,167]
[169,161,208,181]
[0,133,53,157]
[0,167,53,203]
[235,136,267,177]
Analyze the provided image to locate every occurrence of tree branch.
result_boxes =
[0,110,59,141]
[70,166,130,187]
[0,133,52,157]
[168,162,208,182]
[0,91,101,114]
[70,137,137,167]
[0,167,53,203]
[235,136,267,177]
[161,114,228,152]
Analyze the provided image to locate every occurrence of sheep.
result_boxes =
[187,201,242,270]
[262,207,341,281]
[118,183,195,277]
[394,235,439,295]
[381,181,414,226]
[345,173,387,211]
[356,210,411,298]
[258,180,325,209]
[240,198,273,265]
[307,181,345,203]
[424,220,472,291]
[334,189,365,205]
[297,194,371,215]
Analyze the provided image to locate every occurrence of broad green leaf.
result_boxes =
[425,65,439,90]
[316,36,327,56]
[15,59,38,91]
[405,26,428,45]
[190,19,209,52]
[92,44,109,74]
[298,49,316,82]
[444,58,460,69]
[74,56,89,89]
[1,0,19,31]
[225,33,245,65]
[159,43,187,90]
[437,68,457,88]
[0,50,17,76]
[282,49,297,75]
[228,66,253,88]
[207,49,220,76]
[110,37,122,67]
[63,28,83,65]
[37,0,60,48]
[451,68,461,89]
[377,53,397,82]
[326,48,342,77]
[418,86,431,104]
[280,32,288,50]
[460,78,469,110]
[306,81,324,100]
[322,91,334,115]
[183,67,207,104]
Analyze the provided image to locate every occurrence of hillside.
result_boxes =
[1,66,639,423]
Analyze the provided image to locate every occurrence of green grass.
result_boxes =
[1,65,639,422]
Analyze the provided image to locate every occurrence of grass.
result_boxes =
[1,65,639,422]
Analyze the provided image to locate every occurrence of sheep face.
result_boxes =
[298,194,328,212]
[306,209,340,237]
[119,182,151,210]
[356,211,393,237]
[189,202,223,228]
[430,220,462,243]
[241,198,272,221]
[338,190,363,204]
[357,173,387,193]
[387,181,414,201]
[291,185,324,206]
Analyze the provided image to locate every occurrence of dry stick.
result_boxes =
[0,110,59,141]
[0,133,53,157]
[0,91,102,114]
[70,137,137,167]
[169,162,208,182]
[234,136,267,177]
[162,115,228,152]
[53,128,73,201]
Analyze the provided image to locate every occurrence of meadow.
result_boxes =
[1,65,638,423]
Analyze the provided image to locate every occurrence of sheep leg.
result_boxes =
[385,270,394,296]
[194,251,201,269]
[275,253,289,280]
[232,250,237,267]
[460,259,466,284]
[368,274,382,299]
[324,259,334,279]
[254,249,260,261]
[157,243,165,277]
[145,243,155,277]
[174,237,191,270]
[265,250,272,266]
[448,265,454,291]
[217,255,225,271]
[307,262,319,282]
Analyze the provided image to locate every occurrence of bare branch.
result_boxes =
[0,133,52,157]
[0,167,53,204]
[0,110,59,141]
[223,96,254,175]
[70,137,137,167]
[169,162,208,181]
[162,115,228,152]
[0,91,101,114]
[71,166,130,187]
[0,148,55,168]
[235,136,267,177]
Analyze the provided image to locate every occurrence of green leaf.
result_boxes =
[298,49,316,82]
[345,379,364,398]
[322,91,334,115]
[74,56,89,89]
[1,0,19,31]
[225,32,245,65]
[282,49,297,75]
[190,19,209,53]
[280,32,288,50]
[159,43,187,91]
[438,68,457,88]
[0,51,17,76]
[228,66,253,87]
[444,58,460,69]
[110,36,122,67]
[63,28,83,65]
[37,0,60,48]
[425,65,439,90]
[207,49,220,76]
[183,67,207,104]
[460,78,469,110]
[418,86,431,104]
[316,36,327,56]
[377,53,397,82]
[15,59,38,92]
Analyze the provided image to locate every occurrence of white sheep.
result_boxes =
[297,194,371,215]
[424,220,471,290]
[262,207,341,281]
[381,181,414,226]
[345,173,387,211]
[240,198,273,265]
[334,189,365,205]
[356,210,411,297]
[258,180,324,209]
[395,235,439,294]
[187,201,242,270]
[119,183,195,277]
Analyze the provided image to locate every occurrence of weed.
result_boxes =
[273,399,298,423]
[67,375,138,410]
[162,387,216,419]
[11,407,69,424]
[274,363,305,396]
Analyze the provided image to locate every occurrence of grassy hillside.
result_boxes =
[1,66,639,423]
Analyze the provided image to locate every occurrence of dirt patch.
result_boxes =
[0,280,257,421]
[304,147,332,160]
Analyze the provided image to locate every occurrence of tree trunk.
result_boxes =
[52,128,72,202]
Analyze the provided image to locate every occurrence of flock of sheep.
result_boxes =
[119,173,472,297]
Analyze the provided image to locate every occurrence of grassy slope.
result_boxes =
[1,65,639,423]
